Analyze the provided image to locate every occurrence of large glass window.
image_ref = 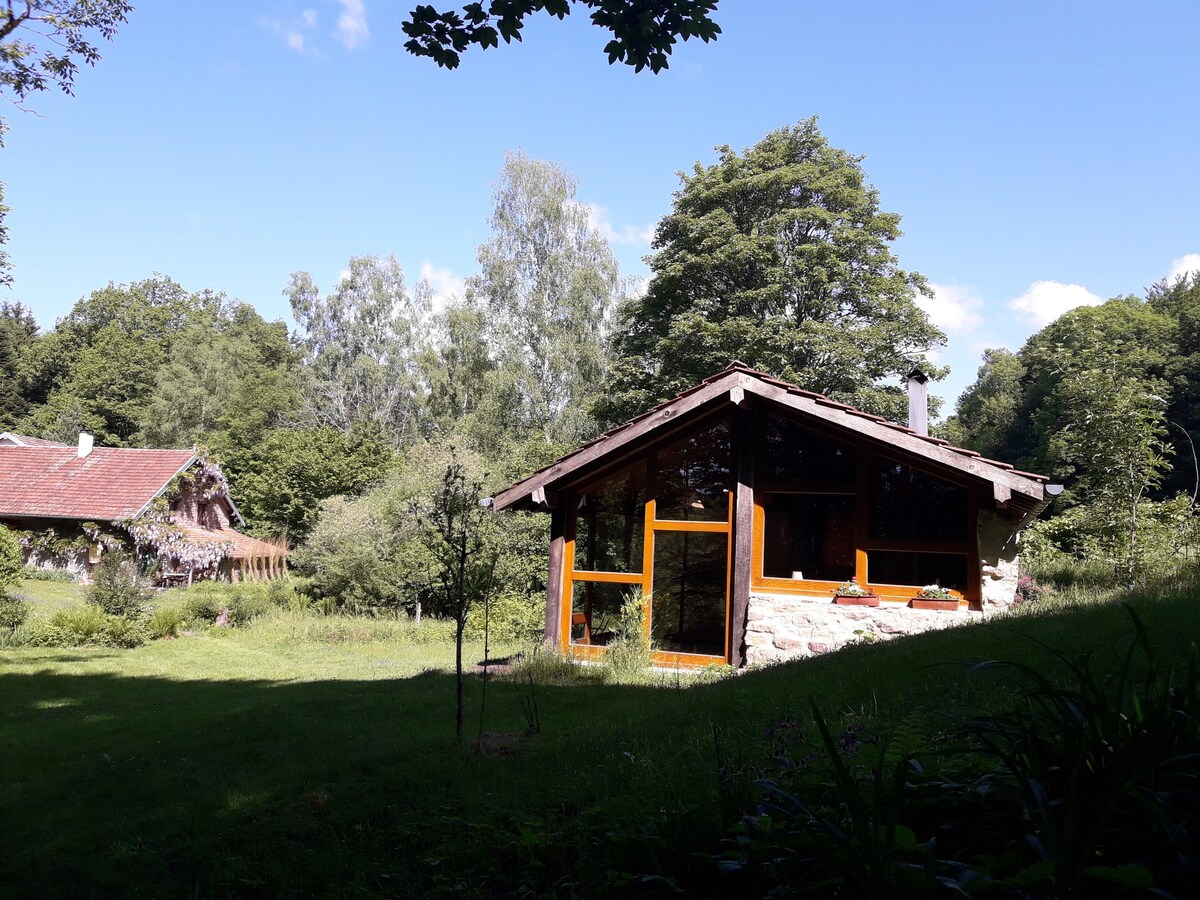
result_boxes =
[651,531,728,656]
[760,413,857,487]
[573,460,646,574]
[569,581,633,646]
[762,493,856,582]
[867,551,968,591]
[869,462,968,543]
[655,416,732,522]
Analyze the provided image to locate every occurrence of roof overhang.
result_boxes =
[494,366,1049,514]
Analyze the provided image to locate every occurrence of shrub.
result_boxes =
[0,595,30,631]
[86,552,151,618]
[176,581,298,627]
[101,614,150,648]
[466,589,544,642]
[0,525,22,594]
[149,605,184,639]
[30,605,107,645]
[1014,573,1047,604]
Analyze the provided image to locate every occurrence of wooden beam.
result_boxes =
[544,504,567,647]
[729,398,756,667]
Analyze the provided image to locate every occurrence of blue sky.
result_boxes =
[3,1,1198,414]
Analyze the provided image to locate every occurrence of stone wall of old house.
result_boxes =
[744,593,982,666]
[978,509,1020,611]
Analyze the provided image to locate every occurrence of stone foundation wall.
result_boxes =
[978,509,1021,611]
[745,593,982,666]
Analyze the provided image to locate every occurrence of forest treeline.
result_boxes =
[2,119,1197,608]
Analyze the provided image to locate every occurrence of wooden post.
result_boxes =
[545,503,568,648]
[730,398,756,667]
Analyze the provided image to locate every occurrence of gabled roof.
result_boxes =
[494,363,1050,514]
[0,432,70,448]
[0,446,197,521]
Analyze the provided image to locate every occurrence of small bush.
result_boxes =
[176,581,293,627]
[0,595,30,631]
[30,605,107,645]
[1014,573,1047,604]
[149,605,184,639]
[86,552,151,618]
[505,645,599,686]
[28,605,150,648]
[101,615,150,648]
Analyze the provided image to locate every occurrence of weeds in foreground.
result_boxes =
[720,605,1199,898]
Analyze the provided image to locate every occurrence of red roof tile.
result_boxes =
[0,432,70,448]
[0,447,196,521]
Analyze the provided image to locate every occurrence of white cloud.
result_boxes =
[920,282,983,334]
[1168,253,1200,282]
[1008,280,1103,327]
[335,0,369,49]
[583,202,655,247]
[259,13,315,53]
[420,262,466,310]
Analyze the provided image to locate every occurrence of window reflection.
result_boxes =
[869,462,967,543]
[573,460,646,574]
[762,493,856,582]
[655,416,732,521]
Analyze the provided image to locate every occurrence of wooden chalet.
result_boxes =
[0,432,287,583]
[494,364,1057,668]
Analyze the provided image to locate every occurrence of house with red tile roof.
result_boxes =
[494,363,1060,668]
[0,433,286,583]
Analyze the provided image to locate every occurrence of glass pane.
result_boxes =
[762,494,856,581]
[760,412,857,487]
[651,531,728,657]
[867,551,968,591]
[869,462,968,543]
[655,416,732,521]
[569,581,635,646]
[574,460,646,573]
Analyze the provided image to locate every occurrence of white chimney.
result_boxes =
[907,368,929,436]
[77,432,94,458]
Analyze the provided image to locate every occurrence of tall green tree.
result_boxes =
[140,309,299,449]
[403,0,720,73]
[287,255,431,444]
[1049,361,1173,580]
[1147,271,1200,499]
[1003,296,1175,476]
[598,118,945,427]
[15,277,241,445]
[0,301,38,429]
[945,348,1025,459]
[469,151,624,445]
[1,1,132,286]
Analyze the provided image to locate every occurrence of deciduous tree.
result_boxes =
[287,255,432,444]
[470,151,624,445]
[598,118,945,426]
[402,0,719,72]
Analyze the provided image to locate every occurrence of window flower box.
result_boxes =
[832,577,880,607]
[911,585,959,611]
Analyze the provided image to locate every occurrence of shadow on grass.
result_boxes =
[3,581,1198,898]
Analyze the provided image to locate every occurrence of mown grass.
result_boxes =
[2,573,1198,897]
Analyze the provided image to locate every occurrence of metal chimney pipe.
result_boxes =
[907,368,929,436]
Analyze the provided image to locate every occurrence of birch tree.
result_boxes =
[470,152,624,445]
[288,255,432,444]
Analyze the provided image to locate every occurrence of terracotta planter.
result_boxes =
[910,598,960,611]
[834,593,880,607]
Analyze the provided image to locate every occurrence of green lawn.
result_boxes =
[10,576,88,620]
[3,577,1198,897]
